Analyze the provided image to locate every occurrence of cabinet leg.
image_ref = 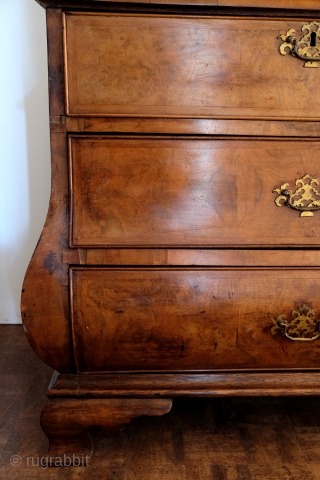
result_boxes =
[40,397,172,466]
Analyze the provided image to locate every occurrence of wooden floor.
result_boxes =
[2,326,320,479]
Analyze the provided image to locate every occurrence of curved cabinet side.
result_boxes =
[21,131,74,373]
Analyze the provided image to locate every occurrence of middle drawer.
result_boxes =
[69,136,320,248]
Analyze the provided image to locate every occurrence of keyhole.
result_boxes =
[310,31,317,47]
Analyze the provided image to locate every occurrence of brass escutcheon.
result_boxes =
[273,174,320,217]
[271,306,320,342]
[278,22,320,67]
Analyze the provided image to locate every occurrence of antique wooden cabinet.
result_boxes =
[23,0,320,464]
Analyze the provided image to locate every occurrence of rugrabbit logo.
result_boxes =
[10,454,90,468]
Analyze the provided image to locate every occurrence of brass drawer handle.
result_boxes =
[278,22,320,68]
[271,306,320,342]
[273,174,320,217]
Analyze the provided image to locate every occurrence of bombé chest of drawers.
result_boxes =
[23,0,320,463]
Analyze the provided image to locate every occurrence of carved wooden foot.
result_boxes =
[40,397,172,466]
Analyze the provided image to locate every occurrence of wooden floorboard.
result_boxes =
[2,325,320,479]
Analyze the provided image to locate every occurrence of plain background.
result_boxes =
[0,0,51,323]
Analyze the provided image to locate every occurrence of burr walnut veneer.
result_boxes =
[23,0,320,464]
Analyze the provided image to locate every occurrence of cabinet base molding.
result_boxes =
[48,371,320,399]
[40,396,172,466]
[42,371,320,464]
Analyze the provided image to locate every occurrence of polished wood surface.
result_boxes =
[23,0,320,462]
[69,248,320,267]
[21,131,73,373]
[21,9,73,373]
[65,13,320,120]
[71,267,320,372]
[65,117,320,137]
[70,136,320,247]
[49,371,320,397]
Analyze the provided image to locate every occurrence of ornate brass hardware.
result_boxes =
[271,306,320,342]
[278,22,320,68]
[273,174,320,217]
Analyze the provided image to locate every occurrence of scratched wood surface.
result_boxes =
[21,10,74,374]
[21,130,74,374]
[64,13,320,119]
[71,267,320,372]
[4,325,320,479]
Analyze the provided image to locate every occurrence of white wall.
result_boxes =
[0,0,51,323]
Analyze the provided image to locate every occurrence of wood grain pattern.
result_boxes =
[21,131,74,373]
[66,117,320,137]
[49,371,320,397]
[70,267,320,372]
[65,13,320,119]
[25,0,320,463]
[46,9,65,117]
[70,136,320,247]
[21,9,74,373]
[69,249,320,267]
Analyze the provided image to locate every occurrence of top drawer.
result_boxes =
[64,13,320,119]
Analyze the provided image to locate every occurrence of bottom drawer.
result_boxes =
[70,267,320,373]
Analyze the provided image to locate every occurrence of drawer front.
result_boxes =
[70,137,320,247]
[70,267,320,373]
[64,13,320,119]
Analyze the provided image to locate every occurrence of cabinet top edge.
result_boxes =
[35,0,320,11]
